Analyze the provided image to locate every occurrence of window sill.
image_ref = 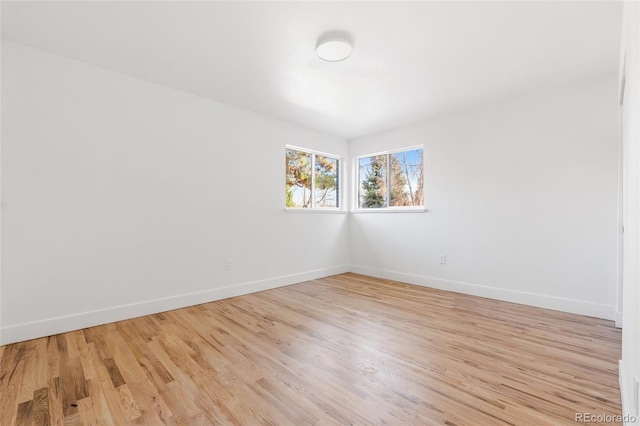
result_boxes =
[285,208,348,214]
[351,208,428,214]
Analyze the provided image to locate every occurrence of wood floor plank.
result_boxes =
[91,365,129,424]
[16,343,37,404]
[124,381,167,425]
[46,377,64,426]
[0,273,623,425]
[84,376,114,425]
[115,384,143,423]
[16,387,50,426]
[45,336,60,386]
[1,344,27,425]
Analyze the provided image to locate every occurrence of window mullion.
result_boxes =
[386,153,391,207]
[311,153,316,208]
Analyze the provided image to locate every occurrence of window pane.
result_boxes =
[285,149,312,208]
[390,149,424,207]
[358,155,387,208]
[314,155,339,208]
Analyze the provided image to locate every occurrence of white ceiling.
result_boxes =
[1,1,623,139]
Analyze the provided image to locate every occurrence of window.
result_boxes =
[357,147,424,209]
[285,147,340,209]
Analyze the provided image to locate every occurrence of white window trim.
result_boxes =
[285,208,348,214]
[350,207,427,214]
[285,145,345,212]
[353,145,426,212]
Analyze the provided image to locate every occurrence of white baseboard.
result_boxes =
[619,359,639,425]
[620,360,629,424]
[0,265,349,346]
[1,264,617,346]
[349,265,616,320]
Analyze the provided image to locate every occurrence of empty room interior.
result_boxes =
[1,1,639,425]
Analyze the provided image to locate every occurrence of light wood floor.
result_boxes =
[0,273,622,425]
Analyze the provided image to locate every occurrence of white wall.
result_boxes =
[350,75,619,320]
[620,1,640,422]
[0,38,623,349]
[0,40,349,345]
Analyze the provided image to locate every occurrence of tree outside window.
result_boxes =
[286,148,340,209]
[358,148,423,209]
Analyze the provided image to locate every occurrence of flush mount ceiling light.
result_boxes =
[316,32,353,62]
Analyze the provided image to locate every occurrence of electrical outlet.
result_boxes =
[225,258,233,270]
[440,255,446,265]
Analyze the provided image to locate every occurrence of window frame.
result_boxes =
[353,145,426,213]
[285,145,344,212]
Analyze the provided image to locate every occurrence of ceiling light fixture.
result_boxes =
[316,32,353,62]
